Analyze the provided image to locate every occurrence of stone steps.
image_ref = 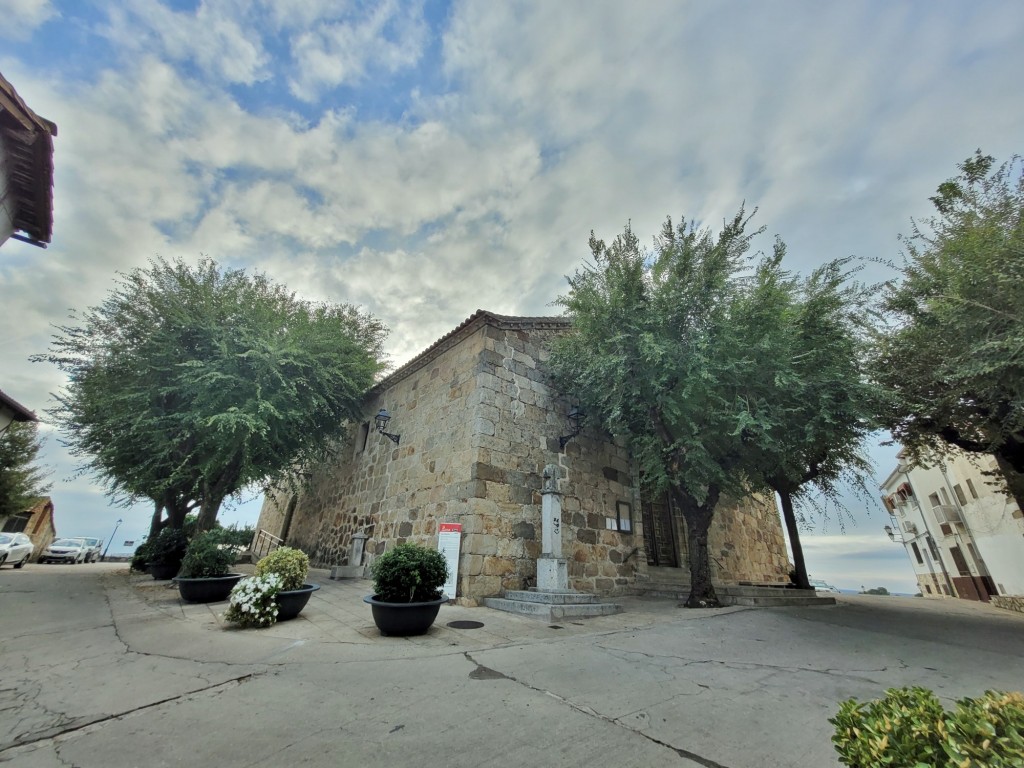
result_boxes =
[725,594,837,607]
[501,590,600,604]
[483,590,622,621]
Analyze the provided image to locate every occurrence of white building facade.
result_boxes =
[881,448,1024,601]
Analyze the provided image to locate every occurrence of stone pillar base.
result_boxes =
[536,556,568,592]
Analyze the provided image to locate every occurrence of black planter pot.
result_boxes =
[363,594,447,636]
[149,561,181,580]
[173,573,244,603]
[276,583,320,621]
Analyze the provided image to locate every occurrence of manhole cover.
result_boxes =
[447,620,485,630]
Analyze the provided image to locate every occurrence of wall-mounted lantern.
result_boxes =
[558,405,584,449]
[374,408,401,445]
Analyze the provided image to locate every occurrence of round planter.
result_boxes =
[363,594,447,636]
[276,583,320,621]
[149,561,181,580]
[173,573,244,603]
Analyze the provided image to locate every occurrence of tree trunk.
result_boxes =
[673,485,721,608]
[995,446,1024,514]
[195,490,223,533]
[164,492,189,529]
[777,488,811,590]
[148,499,165,540]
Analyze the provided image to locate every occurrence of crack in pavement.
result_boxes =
[463,652,731,768]
[0,673,258,757]
[593,642,902,683]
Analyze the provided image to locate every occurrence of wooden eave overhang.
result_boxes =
[370,309,571,394]
[0,71,57,246]
[0,387,37,422]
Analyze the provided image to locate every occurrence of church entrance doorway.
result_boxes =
[641,491,679,568]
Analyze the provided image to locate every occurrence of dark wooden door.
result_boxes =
[641,493,679,567]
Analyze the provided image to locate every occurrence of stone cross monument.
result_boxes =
[536,463,569,591]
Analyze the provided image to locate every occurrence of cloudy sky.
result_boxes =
[2,0,1022,593]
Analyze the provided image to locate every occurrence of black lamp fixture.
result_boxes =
[558,405,584,449]
[374,408,401,445]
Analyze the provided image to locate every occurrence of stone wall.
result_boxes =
[260,320,487,572]
[707,493,791,583]
[991,595,1024,615]
[457,320,644,599]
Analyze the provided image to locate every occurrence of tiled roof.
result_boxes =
[372,309,569,392]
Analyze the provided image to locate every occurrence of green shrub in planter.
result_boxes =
[179,531,236,578]
[147,527,189,566]
[371,543,448,603]
[830,686,1024,767]
[255,546,309,591]
[130,538,154,572]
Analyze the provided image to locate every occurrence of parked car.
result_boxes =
[0,532,33,568]
[40,538,89,564]
[74,538,104,563]
[809,578,842,594]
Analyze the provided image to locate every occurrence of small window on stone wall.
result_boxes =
[355,422,369,456]
[615,501,633,533]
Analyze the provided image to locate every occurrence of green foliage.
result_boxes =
[224,574,282,628]
[179,530,236,578]
[830,687,1024,767]
[0,421,50,518]
[35,256,388,531]
[861,586,890,595]
[130,538,154,572]
[872,151,1024,508]
[146,526,189,567]
[550,209,796,605]
[210,524,255,548]
[255,546,309,591]
[371,543,448,603]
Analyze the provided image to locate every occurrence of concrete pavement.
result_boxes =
[2,562,1023,767]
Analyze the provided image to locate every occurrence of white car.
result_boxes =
[0,532,33,568]
[73,538,104,563]
[40,538,89,564]
[809,578,842,594]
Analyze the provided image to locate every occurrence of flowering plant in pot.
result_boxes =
[173,531,243,603]
[364,542,449,636]
[254,546,318,621]
[224,574,283,628]
[146,527,189,580]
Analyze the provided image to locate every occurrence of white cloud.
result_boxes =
[100,0,269,85]
[0,0,55,38]
[287,0,429,100]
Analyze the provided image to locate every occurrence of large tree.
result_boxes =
[0,421,50,519]
[550,210,773,607]
[37,257,387,531]
[736,254,878,590]
[873,152,1024,510]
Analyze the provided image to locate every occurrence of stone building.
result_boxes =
[256,310,790,603]
[1,496,56,561]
